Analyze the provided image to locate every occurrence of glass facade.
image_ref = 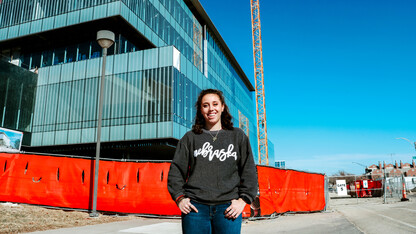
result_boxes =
[206,29,258,150]
[32,47,176,146]
[12,34,137,70]
[0,60,37,145]
[275,161,285,169]
[0,0,262,162]
[0,0,203,72]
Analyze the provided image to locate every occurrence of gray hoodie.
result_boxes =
[168,128,258,205]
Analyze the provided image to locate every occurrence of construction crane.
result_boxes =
[250,0,269,165]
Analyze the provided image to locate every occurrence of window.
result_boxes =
[66,44,77,63]
[53,47,65,65]
[41,50,52,67]
[30,52,41,70]
[21,54,31,69]
[78,42,90,61]
[90,41,101,59]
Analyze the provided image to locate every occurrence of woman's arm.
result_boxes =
[167,138,190,202]
[237,132,258,204]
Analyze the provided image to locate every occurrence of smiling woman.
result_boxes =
[191,89,234,135]
[167,89,258,234]
[200,93,224,131]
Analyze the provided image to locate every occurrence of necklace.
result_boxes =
[208,129,221,142]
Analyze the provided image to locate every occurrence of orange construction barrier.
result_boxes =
[0,153,326,216]
[256,166,325,215]
[0,152,178,215]
[401,181,409,201]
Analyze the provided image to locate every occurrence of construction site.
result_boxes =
[1,0,416,233]
[0,0,325,218]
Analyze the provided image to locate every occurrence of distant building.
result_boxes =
[367,160,416,179]
[275,160,285,169]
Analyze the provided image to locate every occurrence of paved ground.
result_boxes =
[30,194,416,234]
[331,195,416,234]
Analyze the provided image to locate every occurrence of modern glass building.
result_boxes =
[0,59,37,145]
[0,0,273,164]
[275,161,285,169]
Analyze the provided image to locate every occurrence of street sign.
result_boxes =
[336,180,348,196]
[363,180,368,188]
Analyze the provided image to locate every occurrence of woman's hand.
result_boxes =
[224,198,246,219]
[178,197,198,214]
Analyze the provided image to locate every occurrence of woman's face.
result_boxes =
[201,93,224,130]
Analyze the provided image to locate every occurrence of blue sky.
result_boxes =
[199,0,416,175]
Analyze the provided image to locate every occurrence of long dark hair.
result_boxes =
[192,89,233,134]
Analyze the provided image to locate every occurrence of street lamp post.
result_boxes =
[352,162,368,174]
[352,161,367,168]
[396,137,416,152]
[90,30,115,218]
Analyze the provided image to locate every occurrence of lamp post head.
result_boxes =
[396,137,416,151]
[97,30,115,49]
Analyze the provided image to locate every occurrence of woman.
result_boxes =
[168,89,258,234]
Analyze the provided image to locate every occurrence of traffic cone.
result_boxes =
[401,181,409,201]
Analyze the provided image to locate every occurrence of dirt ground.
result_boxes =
[0,202,136,233]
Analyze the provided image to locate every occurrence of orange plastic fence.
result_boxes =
[256,166,326,215]
[0,153,178,215]
[0,153,325,216]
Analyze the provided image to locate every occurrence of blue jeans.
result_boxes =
[182,200,242,234]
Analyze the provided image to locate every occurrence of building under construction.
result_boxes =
[0,0,274,164]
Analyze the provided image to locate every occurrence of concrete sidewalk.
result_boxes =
[30,195,416,234]
[29,210,361,234]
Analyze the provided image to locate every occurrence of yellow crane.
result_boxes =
[250,0,269,165]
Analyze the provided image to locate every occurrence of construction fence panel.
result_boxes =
[0,152,179,215]
[0,153,327,217]
[327,175,412,205]
[255,166,326,216]
[384,176,412,203]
